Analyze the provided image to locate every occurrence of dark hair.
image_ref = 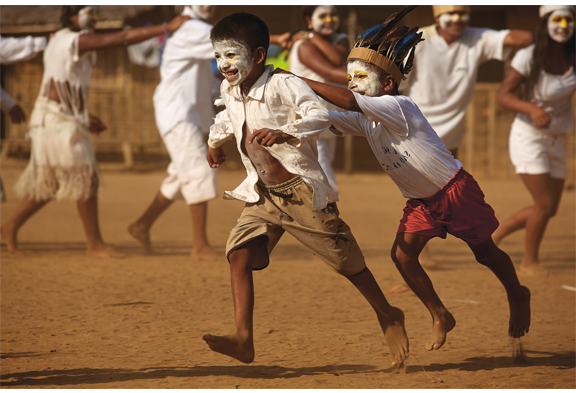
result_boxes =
[61,5,86,28]
[211,13,269,60]
[523,11,575,101]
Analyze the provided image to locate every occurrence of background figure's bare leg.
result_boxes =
[391,233,456,351]
[519,174,564,275]
[1,196,49,252]
[189,201,218,260]
[491,174,563,277]
[468,238,531,338]
[77,192,124,258]
[203,236,267,363]
[346,267,409,367]
[419,242,437,269]
[492,206,533,245]
[128,191,173,254]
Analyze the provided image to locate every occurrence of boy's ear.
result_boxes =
[382,74,397,93]
[253,46,267,65]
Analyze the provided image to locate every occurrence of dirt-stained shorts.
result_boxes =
[226,176,366,276]
[397,168,499,245]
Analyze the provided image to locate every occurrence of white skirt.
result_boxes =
[14,97,102,201]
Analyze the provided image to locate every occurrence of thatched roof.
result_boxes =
[0,5,170,34]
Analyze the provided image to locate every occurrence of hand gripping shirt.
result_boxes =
[329,93,462,199]
[208,65,335,211]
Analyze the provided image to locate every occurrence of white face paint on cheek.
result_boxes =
[347,61,381,97]
[311,5,339,35]
[192,5,215,21]
[78,6,97,31]
[548,11,575,43]
[213,40,253,86]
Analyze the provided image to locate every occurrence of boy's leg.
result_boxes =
[189,201,219,261]
[128,191,173,254]
[203,236,267,364]
[77,191,124,258]
[1,196,49,253]
[467,237,531,338]
[391,232,456,351]
[346,267,409,367]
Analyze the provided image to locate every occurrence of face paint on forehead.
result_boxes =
[548,10,575,43]
[438,12,469,30]
[311,5,340,35]
[78,6,98,31]
[347,60,382,97]
[213,39,254,87]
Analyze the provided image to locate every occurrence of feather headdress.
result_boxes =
[348,5,424,85]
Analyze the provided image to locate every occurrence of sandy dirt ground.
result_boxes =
[1,162,575,389]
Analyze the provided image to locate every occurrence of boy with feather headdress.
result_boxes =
[279,5,531,351]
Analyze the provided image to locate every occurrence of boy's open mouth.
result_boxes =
[224,70,238,79]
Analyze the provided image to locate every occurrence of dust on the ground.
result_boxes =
[1,165,574,389]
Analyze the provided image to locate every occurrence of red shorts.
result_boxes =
[397,168,499,245]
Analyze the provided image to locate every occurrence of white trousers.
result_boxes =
[160,121,218,204]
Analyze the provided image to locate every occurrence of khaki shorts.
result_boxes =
[226,176,365,276]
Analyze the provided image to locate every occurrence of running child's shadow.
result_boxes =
[0,363,384,387]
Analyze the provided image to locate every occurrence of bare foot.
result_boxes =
[518,262,549,277]
[128,222,153,254]
[191,245,220,261]
[377,306,410,367]
[86,244,126,259]
[419,245,437,269]
[1,222,19,253]
[426,309,456,351]
[202,333,254,363]
[508,285,530,338]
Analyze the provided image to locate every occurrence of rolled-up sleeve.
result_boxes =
[275,76,331,146]
[208,109,234,148]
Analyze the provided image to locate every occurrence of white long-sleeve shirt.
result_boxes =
[0,35,47,112]
[208,65,336,211]
[329,93,462,199]
[0,35,46,65]
[153,7,218,136]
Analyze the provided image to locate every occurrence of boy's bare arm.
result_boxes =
[249,128,297,147]
[274,68,362,113]
[207,146,226,168]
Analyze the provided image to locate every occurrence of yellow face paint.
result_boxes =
[347,61,381,97]
[311,5,340,36]
[548,10,575,43]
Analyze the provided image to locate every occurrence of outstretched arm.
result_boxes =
[77,15,189,55]
[497,67,550,129]
[298,75,362,113]
[503,30,533,48]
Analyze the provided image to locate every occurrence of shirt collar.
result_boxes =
[223,64,274,101]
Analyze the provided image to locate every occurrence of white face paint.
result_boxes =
[347,60,381,97]
[311,5,340,36]
[438,12,469,31]
[192,5,216,21]
[213,40,253,86]
[78,6,98,31]
[547,10,575,43]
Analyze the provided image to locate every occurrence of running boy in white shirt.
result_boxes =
[203,12,409,367]
[281,7,531,352]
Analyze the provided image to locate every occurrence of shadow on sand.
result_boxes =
[1,350,574,387]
